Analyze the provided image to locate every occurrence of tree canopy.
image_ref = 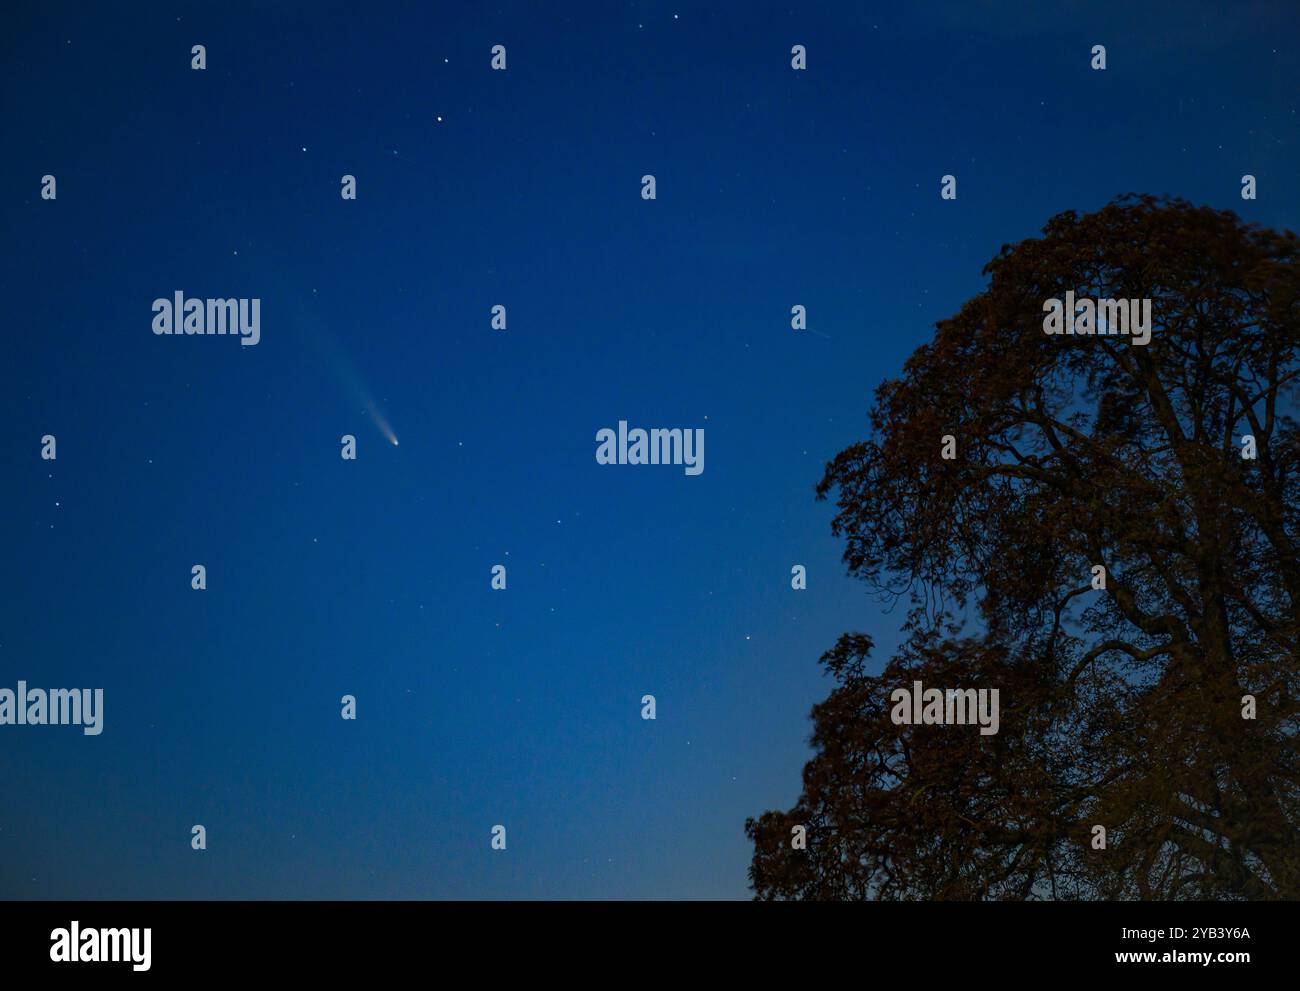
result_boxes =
[747,195,1300,900]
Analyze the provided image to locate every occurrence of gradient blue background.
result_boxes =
[2,1,1298,898]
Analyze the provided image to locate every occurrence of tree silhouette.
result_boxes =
[747,195,1300,900]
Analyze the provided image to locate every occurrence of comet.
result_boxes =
[271,265,404,449]
[367,403,399,446]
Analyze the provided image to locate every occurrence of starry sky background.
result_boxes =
[1,1,1298,899]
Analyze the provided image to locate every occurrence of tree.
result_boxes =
[747,195,1300,900]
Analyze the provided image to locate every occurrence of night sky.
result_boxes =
[2,1,1298,899]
